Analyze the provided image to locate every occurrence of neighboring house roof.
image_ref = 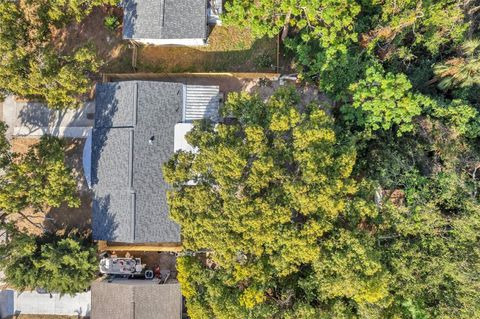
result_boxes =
[91,280,182,319]
[92,81,183,243]
[123,0,208,40]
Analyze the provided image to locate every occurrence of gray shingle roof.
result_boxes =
[92,81,182,243]
[123,0,207,40]
[91,281,182,319]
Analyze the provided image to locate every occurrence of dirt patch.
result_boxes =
[44,194,92,236]
[10,137,38,154]
[51,6,132,73]
[137,26,277,73]
[50,11,277,74]
[63,138,90,194]
[45,138,93,235]
[8,208,45,236]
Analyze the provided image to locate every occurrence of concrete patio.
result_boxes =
[0,290,91,318]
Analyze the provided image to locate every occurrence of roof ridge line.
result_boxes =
[129,128,136,241]
[133,82,138,126]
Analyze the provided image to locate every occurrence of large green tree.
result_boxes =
[365,0,468,59]
[355,116,480,318]
[0,0,102,108]
[434,39,480,90]
[165,88,388,318]
[217,0,480,317]
[0,135,79,215]
[342,64,423,136]
[0,121,11,169]
[223,0,360,46]
[0,224,98,294]
[165,88,480,318]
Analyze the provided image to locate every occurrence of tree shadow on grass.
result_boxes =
[136,30,277,73]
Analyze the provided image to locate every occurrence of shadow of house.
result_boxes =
[44,195,94,237]
[91,195,119,241]
[121,0,137,40]
[90,86,122,242]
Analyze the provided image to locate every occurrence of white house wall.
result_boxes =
[135,38,207,46]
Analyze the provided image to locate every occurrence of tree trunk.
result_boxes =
[281,11,292,42]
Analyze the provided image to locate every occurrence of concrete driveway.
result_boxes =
[2,96,94,139]
[0,289,91,318]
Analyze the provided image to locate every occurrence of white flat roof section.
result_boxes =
[184,85,220,122]
[174,123,196,153]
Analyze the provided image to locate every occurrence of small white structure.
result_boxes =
[175,84,220,153]
[174,123,196,153]
[183,85,221,122]
[99,257,144,275]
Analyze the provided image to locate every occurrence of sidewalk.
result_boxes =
[2,96,94,139]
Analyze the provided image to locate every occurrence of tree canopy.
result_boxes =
[0,121,10,169]
[342,64,423,136]
[224,0,361,55]
[165,88,480,318]
[0,224,98,294]
[0,135,79,215]
[0,0,105,108]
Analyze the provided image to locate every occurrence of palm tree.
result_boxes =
[434,39,480,90]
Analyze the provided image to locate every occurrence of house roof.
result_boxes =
[123,0,208,40]
[92,81,183,243]
[91,281,182,319]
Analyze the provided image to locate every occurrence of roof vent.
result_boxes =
[149,136,155,145]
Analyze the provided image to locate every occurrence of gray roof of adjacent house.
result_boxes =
[123,0,208,40]
[91,280,182,319]
[92,81,183,243]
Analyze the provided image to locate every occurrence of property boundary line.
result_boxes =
[102,72,281,83]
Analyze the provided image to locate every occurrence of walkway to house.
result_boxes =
[2,96,94,139]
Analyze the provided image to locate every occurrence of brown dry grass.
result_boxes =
[138,26,277,73]
[49,9,276,74]
[10,137,38,154]
[51,6,132,73]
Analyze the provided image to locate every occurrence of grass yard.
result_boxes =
[136,26,278,73]
[50,8,277,74]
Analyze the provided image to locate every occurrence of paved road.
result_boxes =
[2,96,94,138]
